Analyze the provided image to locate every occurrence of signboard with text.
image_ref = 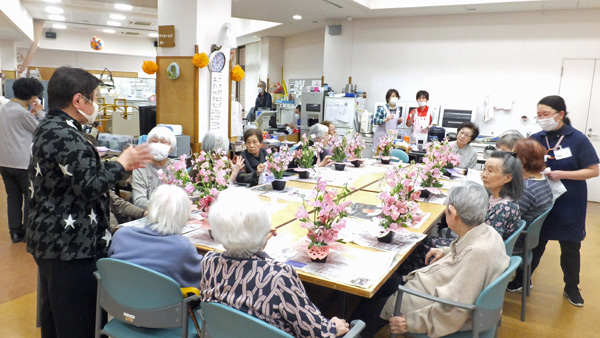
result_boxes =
[158,25,175,47]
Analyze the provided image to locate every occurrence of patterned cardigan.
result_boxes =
[200,251,337,338]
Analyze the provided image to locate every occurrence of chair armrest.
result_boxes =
[343,320,365,338]
[397,285,475,311]
[181,287,200,297]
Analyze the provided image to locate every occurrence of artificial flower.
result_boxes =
[193,53,209,68]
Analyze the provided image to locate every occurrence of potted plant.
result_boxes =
[295,178,353,262]
[294,134,316,179]
[347,133,366,167]
[419,140,461,198]
[377,166,424,242]
[330,134,348,171]
[377,130,396,164]
[190,149,231,214]
[157,154,197,196]
[265,144,294,190]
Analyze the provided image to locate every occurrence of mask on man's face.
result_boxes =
[150,143,171,161]
[258,87,264,94]
[77,100,99,125]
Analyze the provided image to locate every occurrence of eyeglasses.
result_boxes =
[458,130,472,138]
[535,111,558,120]
[81,95,103,105]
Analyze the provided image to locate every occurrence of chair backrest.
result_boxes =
[138,134,148,144]
[95,258,185,328]
[390,148,409,163]
[504,220,526,255]
[200,302,293,338]
[472,256,522,332]
[523,206,552,249]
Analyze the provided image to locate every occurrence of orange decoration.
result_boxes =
[231,64,245,81]
[142,60,158,75]
[193,53,208,68]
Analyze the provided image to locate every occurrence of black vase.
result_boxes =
[334,163,346,171]
[377,231,394,243]
[420,190,431,199]
[310,256,328,263]
[380,156,391,164]
[351,160,361,167]
[298,171,310,179]
[271,180,286,191]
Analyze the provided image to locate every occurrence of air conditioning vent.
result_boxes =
[123,31,141,35]
[128,21,154,26]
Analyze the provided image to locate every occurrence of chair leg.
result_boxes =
[526,264,532,297]
[520,264,527,322]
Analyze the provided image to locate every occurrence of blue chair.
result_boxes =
[390,148,409,163]
[199,302,365,338]
[391,256,522,338]
[138,134,148,144]
[515,206,552,321]
[504,220,526,256]
[94,258,200,338]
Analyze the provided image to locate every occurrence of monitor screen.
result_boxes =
[441,109,474,130]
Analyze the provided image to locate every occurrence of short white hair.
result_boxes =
[208,187,271,257]
[148,126,176,152]
[309,123,328,140]
[147,185,191,235]
[202,131,230,153]
[446,181,489,227]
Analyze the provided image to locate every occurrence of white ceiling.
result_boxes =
[3,0,600,45]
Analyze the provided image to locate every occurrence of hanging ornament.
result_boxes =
[193,53,209,68]
[90,36,103,51]
[231,65,245,82]
[167,62,180,80]
[142,60,158,75]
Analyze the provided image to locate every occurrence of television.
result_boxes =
[438,107,476,134]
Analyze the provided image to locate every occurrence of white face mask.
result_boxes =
[257,87,264,94]
[150,143,171,161]
[418,101,427,107]
[389,97,399,105]
[78,102,99,125]
[537,116,559,131]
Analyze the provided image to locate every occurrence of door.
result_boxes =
[559,59,600,202]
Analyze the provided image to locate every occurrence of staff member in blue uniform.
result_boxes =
[530,95,599,307]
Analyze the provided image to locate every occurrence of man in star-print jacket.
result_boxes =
[26,66,151,338]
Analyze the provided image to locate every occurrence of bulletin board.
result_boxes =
[156,56,199,152]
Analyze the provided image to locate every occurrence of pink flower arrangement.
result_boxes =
[191,150,231,212]
[157,155,196,195]
[420,140,461,188]
[294,134,317,169]
[346,133,365,160]
[265,144,294,179]
[378,166,423,231]
[377,130,397,156]
[295,178,353,249]
[330,134,348,163]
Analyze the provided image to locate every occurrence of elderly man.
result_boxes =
[382,181,510,337]
[27,66,151,338]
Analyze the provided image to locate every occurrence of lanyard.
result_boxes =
[544,135,564,160]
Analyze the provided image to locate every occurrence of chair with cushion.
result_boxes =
[94,258,200,338]
[390,256,522,338]
[504,220,526,256]
[390,148,410,163]
[516,206,552,322]
[199,302,365,338]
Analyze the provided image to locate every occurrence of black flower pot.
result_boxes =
[351,160,362,167]
[271,180,286,191]
[377,231,394,243]
[310,256,328,263]
[298,171,310,179]
[381,157,391,165]
[420,190,431,199]
[334,163,346,171]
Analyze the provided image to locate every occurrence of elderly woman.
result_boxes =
[132,126,176,208]
[109,184,203,287]
[201,188,349,337]
[382,181,510,337]
[0,78,44,243]
[507,138,553,292]
[255,80,272,110]
[201,131,244,183]
[310,123,333,163]
[321,120,337,137]
[496,133,522,152]
[451,121,479,169]
[236,128,268,186]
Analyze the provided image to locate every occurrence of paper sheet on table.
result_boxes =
[184,228,225,251]
[291,164,386,187]
[252,184,313,203]
[118,217,148,228]
[417,192,447,205]
[339,218,428,256]
[265,236,396,289]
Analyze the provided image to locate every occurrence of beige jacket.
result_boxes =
[381,223,509,338]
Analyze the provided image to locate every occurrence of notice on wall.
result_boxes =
[158,25,175,47]
[210,72,225,134]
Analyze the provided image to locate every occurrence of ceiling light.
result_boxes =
[114,3,133,11]
[45,6,64,14]
[293,15,302,20]
[43,0,62,3]
[103,29,116,34]
[52,23,66,29]
[148,32,158,38]
[110,14,126,20]
[106,21,122,26]
[48,15,65,21]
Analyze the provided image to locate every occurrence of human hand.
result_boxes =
[331,317,349,336]
[232,156,245,173]
[425,248,445,265]
[318,155,332,167]
[257,163,266,175]
[117,143,152,171]
[386,114,395,122]
[30,99,44,113]
[398,117,403,124]
[546,170,564,181]
[389,315,407,334]
[143,210,148,217]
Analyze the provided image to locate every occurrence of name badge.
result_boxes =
[554,147,572,160]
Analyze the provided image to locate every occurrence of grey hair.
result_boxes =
[148,126,177,152]
[490,150,524,200]
[257,80,266,88]
[446,181,489,226]
[496,133,522,150]
[202,131,230,153]
[147,185,191,235]
[309,123,328,140]
[208,187,271,258]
